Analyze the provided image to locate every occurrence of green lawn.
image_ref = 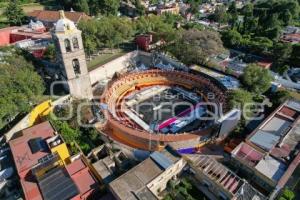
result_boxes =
[87,50,127,71]
[0,0,57,15]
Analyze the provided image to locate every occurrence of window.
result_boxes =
[72,59,81,75]
[72,37,79,49]
[64,39,71,52]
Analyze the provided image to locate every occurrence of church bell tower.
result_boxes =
[52,10,93,99]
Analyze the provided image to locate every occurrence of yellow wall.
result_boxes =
[35,160,63,178]
[29,100,53,125]
[51,143,71,164]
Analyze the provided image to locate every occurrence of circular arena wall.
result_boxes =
[102,70,228,151]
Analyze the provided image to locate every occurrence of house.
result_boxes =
[257,60,272,69]
[89,144,131,184]
[135,33,165,51]
[9,121,99,200]
[156,3,180,15]
[231,100,300,198]
[0,27,19,46]
[281,33,300,44]
[27,10,91,29]
[0,21,50,47]
[109,146,186,200]
[187,154,266,200]
[283,26,300,34]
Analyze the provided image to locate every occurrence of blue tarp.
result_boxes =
[177,148,196,154]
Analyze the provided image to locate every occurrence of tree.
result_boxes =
[228,1,238,28]
[279,188,295,200]
[99,0,120,16]
[149,0,159,4]
[184,22,205,31]
[272,64,289,75]
[229,89,254,119]
[266,26,281,40]
[228,1,238,15]
[78,17,134,53]
[53,120,80,143]
[43,44,56,62]
[73,0,89,14]
[135,14,178,44]
[290,44,300,67]
[88,0,100,15]
[270,90,291,106]
[167,29,225,65]
[242,64,273,94]
[247,37,273,54]
[242,3,254,16]
[231,0,300,40]
[49,99,103,155]
[135,0,145,16]
[272,43,292,63]
[243,16,258,34]
[229,89,253,108]
[212,5,229,24]
[187,0,202,14]
[222,29,243,48]
[281,10,292,26]
[4,0,26,26]
[0,47,45,129]
[77,19,98,56]
[262,13,280,30]
[57,0,72,10]
[182,29,225,57]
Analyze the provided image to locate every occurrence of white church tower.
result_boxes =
[52,10,93,99]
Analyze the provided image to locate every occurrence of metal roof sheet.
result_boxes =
[255,156,286,182]
[38,167,79,200]
[261,116,291,136]
[150,152,173,170]
[250,130,280,151]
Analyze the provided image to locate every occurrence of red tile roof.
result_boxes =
[19,158,98,200]
[27,10,91,23]
[9,121,55,176]
[279,106,298,119]
[9,121,98,200]
[20,178,43,200]
[257,61,272,69]
[67,159,98,198]
[66,157,87,176]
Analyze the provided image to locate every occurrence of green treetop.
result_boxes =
[242,64,273,94]
[4,0,26,26]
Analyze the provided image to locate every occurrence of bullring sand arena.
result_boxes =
[100,70,228,151]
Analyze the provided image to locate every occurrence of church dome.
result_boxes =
[55,10,76,32]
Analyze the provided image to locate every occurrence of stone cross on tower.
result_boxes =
[52,10,93,99]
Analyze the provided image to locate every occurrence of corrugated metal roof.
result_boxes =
[250,130,280,151]
[150,152,173,170]
[286,100,300,112]
[255,156,286,182]
[261,117,291,136]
